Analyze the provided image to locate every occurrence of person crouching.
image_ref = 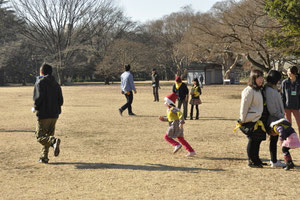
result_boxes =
[270,119,300,170]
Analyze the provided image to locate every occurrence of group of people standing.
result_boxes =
[239,66,300,170]
[119,66,203,120]
[171,76,202,120]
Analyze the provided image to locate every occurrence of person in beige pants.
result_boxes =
[33,63,63,163]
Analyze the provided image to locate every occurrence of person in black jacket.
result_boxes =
[172,76,189,120]
[33,63,63,163]
[152,68,160,102]
[281,66,300,136]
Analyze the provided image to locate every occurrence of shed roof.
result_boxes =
[186,62,222,70]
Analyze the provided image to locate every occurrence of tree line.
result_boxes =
[0,0,299,85]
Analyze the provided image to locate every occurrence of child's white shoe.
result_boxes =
[173,144,182,153]
[186,152,196,157]
[270,160,285,168]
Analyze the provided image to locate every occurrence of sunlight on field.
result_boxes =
[0,83,299,199]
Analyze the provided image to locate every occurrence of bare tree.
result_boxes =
[11,0,124,84]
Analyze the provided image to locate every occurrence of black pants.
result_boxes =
[190,105,199,119]
[178,99,188,119]
[282,146,291,157]
[269,135,279,163]
[247,137,262,164]
[153,86,159,101]
[121,91,133,114]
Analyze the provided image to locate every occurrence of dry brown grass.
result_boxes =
[0,82,300,200]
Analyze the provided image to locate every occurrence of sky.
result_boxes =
[117,0,221,23]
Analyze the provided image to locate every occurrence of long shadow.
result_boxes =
[0,129,34,133]
[197,117,236,121]
[49,162,225,172]
[203,156,272,163]
[66,105,101,108]
[203,156,248,161]
[132,115,160,118]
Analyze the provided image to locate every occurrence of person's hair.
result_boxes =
[266,70,281,85]
[125,64,131,71]
[193,78,199,86]
[288,66,299,76]
[40,63,53,75]
[248,69,263,90]
[152,68,156,71]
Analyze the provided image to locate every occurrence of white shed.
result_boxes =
[186,62,223,85]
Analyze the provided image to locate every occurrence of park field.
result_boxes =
[0,82,300,200]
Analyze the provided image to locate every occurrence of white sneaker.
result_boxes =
[186,152,196,157]
[173,144,182,153]
[270,160,285,168]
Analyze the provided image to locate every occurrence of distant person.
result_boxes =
[33,63,63,164]
[152,68,160,102]
[172,76,189,120]
[199,74,204,88]
[189,78,202,120]
[119,64,137,116]
[281,66,300,136]
[270,118,300,170]
[238,69,266,168]
[159,92,196,157]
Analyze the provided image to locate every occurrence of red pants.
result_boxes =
[164,133,195,152]
[285,109,300,135]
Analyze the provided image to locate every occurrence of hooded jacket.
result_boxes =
[33,75,63,120]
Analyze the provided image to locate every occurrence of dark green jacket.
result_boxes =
[33,75,63,120]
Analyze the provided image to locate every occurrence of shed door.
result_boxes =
[206,70,212,84]
[215,69,223,84]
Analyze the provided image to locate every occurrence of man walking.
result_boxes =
[33,63,63,163]
[152,68,160,102]
[119,64,137,116]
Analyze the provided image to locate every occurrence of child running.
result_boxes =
[270,118,300,170]
[189,78,202,120]
[159,92,196,157]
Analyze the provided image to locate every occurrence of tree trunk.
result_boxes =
[245,54,269,72]
[0,69,5,86]
[223,55,240,80]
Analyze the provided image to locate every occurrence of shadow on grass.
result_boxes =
[197,117,236,121]
[49,162,225,172]
[133,115,159,118]
[203,156,248,161]
[0,129,34,133]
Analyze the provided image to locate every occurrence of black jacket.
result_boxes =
[281,78,300,109]
[172,82,189,101]
[33,75,63,120]
[152,72,159,87]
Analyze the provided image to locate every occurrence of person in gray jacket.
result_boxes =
[264,70,286,168]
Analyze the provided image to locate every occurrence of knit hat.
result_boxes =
[175,76,182,83]
[164,92,178,106]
